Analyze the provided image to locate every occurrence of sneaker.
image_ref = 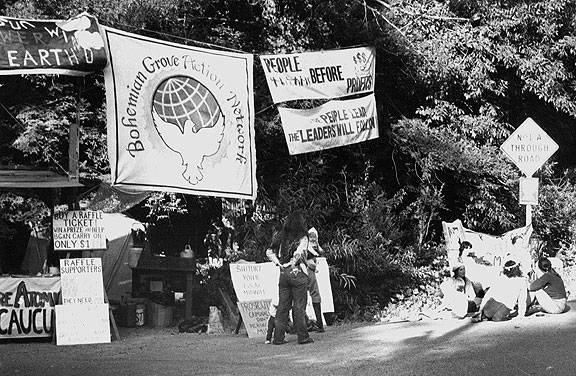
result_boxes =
[298,337,314,345]
[264,340,271,344]
[272,339,288,345]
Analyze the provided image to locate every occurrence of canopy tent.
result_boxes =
[20,212,144,302]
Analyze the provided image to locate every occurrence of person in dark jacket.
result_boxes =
[266,211,314,345]
[528,257,567,314]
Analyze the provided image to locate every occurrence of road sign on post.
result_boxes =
[500,117,559,226]
[500,117,559,177]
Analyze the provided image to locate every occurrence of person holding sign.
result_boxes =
[266,211,314,345]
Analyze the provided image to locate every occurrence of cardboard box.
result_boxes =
[147,301,173,327]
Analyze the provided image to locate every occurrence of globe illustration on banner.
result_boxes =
[151,75,225,186]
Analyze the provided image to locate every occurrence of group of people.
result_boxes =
[264,211,325,345]
[439,248,568,322]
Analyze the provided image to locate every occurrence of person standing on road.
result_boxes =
[527,257,567,314]
[266,211,314,345]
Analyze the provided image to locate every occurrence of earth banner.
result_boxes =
[0,12,106,75]
[102,27,256,199]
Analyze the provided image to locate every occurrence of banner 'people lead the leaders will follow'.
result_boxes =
[278,94,379,155]
[102,27,256,199]
[0,12,106,76]
[260,46,375,103]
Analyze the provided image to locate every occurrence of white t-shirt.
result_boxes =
[487,276,526,309]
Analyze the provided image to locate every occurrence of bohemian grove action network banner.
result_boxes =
[102,26,257,199]
[278,94,378,155]
[0,277,61,339]
[0,12,106,75]
[260,46,375,103]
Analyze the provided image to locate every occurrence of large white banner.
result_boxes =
[260,46,375,103]
[278,94,378,155]
[103,27,256,199]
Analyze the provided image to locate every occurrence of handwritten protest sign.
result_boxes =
[59,258,104,305]
[237,300,271,338]
[278,94,378,155]
[0,277,61,339]
[230,259,333,338]
[53,210,106,251]
[0,13,106,75]
[260,46,375,103]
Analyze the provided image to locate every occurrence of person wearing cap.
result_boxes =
[439,262,484,318]
[473,260,528,322]
[305,227,324,332]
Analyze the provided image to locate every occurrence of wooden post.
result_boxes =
[526,204,532,227]
[68,78,80,183]
[185,272,194,320]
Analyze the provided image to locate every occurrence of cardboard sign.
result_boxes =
[237,299,271,338]
[229,262,279,302]
[278,94,379,155]
[59,258,104,305]
[55,304,110,345]
[0,13,106,76]
[260,46,375,103]
[102,26,256,199]
[0,277,60,339]
[53,210,106,251]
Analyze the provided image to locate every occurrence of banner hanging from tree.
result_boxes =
[0,12,106,75]
[102,27,256,199]
[260,46,375,103]
[278,94,378,155]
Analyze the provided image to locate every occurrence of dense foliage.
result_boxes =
[3,0,576,319]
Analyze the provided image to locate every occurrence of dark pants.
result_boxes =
[274,268,310,344]
[483,298,511,321]
[266,316,275,341]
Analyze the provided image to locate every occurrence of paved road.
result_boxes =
[2,301,576,376]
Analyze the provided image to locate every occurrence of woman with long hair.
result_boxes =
[528,257,567,314]
[266,211,314,345]
[473,260,528,322]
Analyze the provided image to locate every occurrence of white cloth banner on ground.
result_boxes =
[442,220,533,288]
[102,26,256,199]
[230,259,334,338]
[278,94,378,155]
[260,46,375,103]
[0,277,61,339]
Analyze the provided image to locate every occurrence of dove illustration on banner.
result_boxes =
[152,75,225,185]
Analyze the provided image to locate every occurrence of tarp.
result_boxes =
[102,26,257,199]
[0,12,106,76]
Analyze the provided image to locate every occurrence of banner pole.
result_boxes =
[526,204,532,227]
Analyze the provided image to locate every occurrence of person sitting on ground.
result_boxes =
[527,257,567,315]
[473,260,527,322]
[439,262,484,318]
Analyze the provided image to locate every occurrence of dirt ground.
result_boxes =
[3,299,576,376]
